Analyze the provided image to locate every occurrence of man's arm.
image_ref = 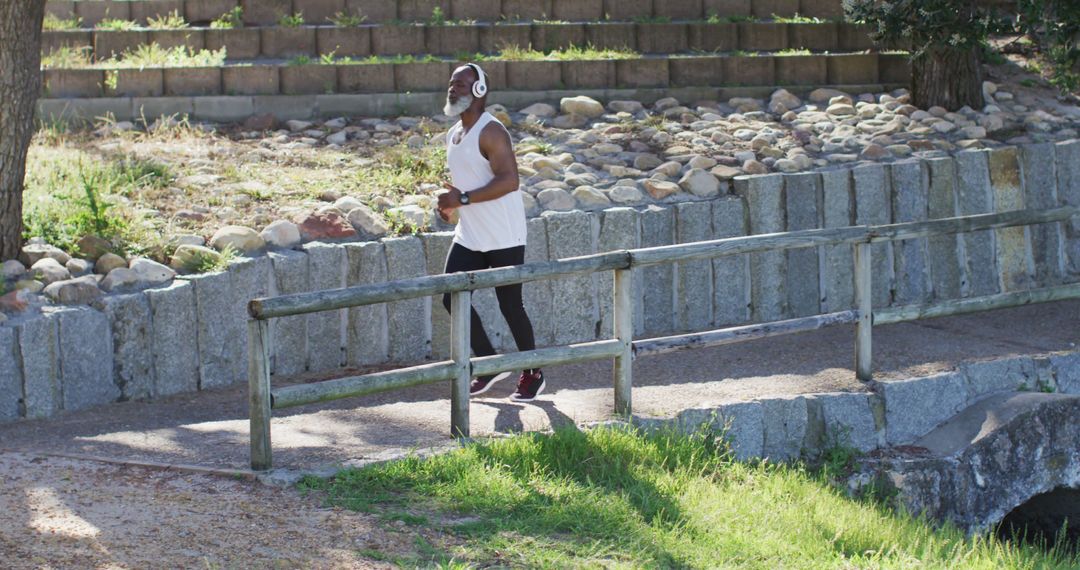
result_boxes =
[438,122,519,210]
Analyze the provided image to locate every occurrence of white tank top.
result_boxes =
[446,112,527,252]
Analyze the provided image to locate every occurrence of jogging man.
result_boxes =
[436,63,545,402]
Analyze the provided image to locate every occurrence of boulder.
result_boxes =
[0,290,28,313]
[608,100,645,114]
[30,258,70,285]
[643,179,679,200]
[520,102,557,117]
[43,275,103,305]
[260,219,302,248]
[65,258,92,276]
[94,252,127,275]
[210,225,265,253]
[1,260,26,280]
[347,205,390,237]
[20,243,70,266]
[560,96,604,118]
[809,88,847,103]
[571,186,611,207]
[76,235,112,260]
[678,169,721,197]
[129,258,175,285]
[386,204,429,230]
[170,244,222,272]
[770,88,801,110]
[710,165,742,180]
[552,114,589,129]
[100,267,139,292]
[295,210,358,241]
[537,188,577,211]
[243,113,278,131]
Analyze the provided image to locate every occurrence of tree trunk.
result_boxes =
[0,1,45,262]
[912,45,985,110]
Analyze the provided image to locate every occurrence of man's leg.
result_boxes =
[484,246,544,401]
[442,242,497,358]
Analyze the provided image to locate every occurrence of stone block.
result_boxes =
[545,210,599,344]
[775,55,827,86]
[338,63,396,94]
[371,24,426,55]
[394,61,451,93]
[1055,141,1080,278]
[615,58,670,89]
[687,23,738,52]
[302,0,347,23]
[1021,144,1065,287]
[890,160,931,305]
[384,237,431,362]
[479,23,532,53]
[675,201,714,332]
[303,243,347,372]
[425,25,480,56]
[505,61,563,91]
[131,0,185,24]
[229,256,271,384]
[882,372,967,445]
[820,169,854,312]
[268,250,309,376]
[1050,352,1080,395]
[638,205,675,336]
[41,30,93,55]
[133,97,194,122]
[703,0,751,18]
[561,60,617,90]
[669,57,724,88]
[987,147,1035,292]
[223,66,280,97]
[837,23,876,51]
[193,96,255,122]
[501,0,553,21]
[811,392,883,452]
[99,293,155,401]
[531,23,586,53]
[108,68,164,98]
[451,0,502,20]
[93,30,147,61]
[761,395,808,461]
[960,356,1037,401]
[679,401,764,460]
[163,67,222,97]
[261,27,318,58]
[317,27,372,58]
[0,327,22,420]
[734,174,785,322]
[926,158,963,300]
[17,313,61,419]
[787,22,838,51]
[76,1,130,26]
[421,233,454,359]
[46,0,76,20]
[720,56,775,86]
[42,69,104,99]
[799,0,843,19]
[398,0,449,21]
[738,23,788,51]
[654,0,703,19]
[601,0,652,22]
[597,208,640,339]
[146,280,199,396]
[240,0,289,25]
[636,23,689,54]
[205,28,262,60]
[711,197,750,326]
[878,53,911,85]
[525,218,555,347]
[56,307,118,411]
[752,0,799,17]
[784,173,821,318]
[186,270,240,389]
[954,150,999,297]
[344,242,389,366]
[346,0,398,22]
[852,164,892,308]
[281,65,338,95]
[827,53,879,85]
[552,0,602,20]
[185,0,240,24]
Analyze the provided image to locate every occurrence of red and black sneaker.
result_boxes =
[510,369,545,402]
[470,372,511,396]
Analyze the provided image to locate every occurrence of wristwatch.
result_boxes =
[459,191,470,205]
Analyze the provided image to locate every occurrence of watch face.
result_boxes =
[460,192,469,204]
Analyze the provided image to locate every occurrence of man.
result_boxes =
[436,63,545,402]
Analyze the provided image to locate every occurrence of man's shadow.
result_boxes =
[479,399,577,433]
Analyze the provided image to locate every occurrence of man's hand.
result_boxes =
[437,182,463,211]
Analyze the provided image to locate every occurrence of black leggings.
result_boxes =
[442,243,536,357]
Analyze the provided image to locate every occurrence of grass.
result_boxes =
[278,12,305,27]
[183,244,236,273]
[114,43,228,68]
[42,13,83,31]
[707,13,755,24]
[40,46,93,69]
[145,10,188,29]
[362,143,447,201]
[95,18,139,31]
[776,48,813,56]
[496,44,640,61]
[328,10,366,26]
[210,7,244,29]
[772,13,827,24]
[299,426,1080,569]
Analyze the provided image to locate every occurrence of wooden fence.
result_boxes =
[246,206,1080,470]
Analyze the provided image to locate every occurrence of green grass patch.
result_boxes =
[146,10,188,29]
[278,12,305,27]
[300,426,1080,569]
[328,10,366,26]
[772,13,827,24]
[496,44,640,61]
[95,18,139,31]
[210,6,244,29]
[42,13,83,31]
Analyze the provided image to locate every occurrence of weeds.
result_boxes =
[278,12,305,27]
[429,6,447,26]
[40,46,93,69]
[146,10,188,29]
[210,7,244,29]
[115,43,228,68]
[42,14,83,31]
[183,244,236,273]
[328,11,366,26]
[96,19,139,31]
[772,13,827,24]
[707,13,755,24]
[632,15,671,24]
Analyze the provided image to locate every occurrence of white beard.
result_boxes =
[443,94,473,118]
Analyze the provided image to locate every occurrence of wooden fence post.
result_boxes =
[613,268,634,417]
[450,290,471,438]
[248,319,273,470]
[854,242,873,381]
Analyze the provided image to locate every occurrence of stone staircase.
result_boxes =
[39,0,910,122]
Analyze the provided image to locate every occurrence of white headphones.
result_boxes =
[465,63,487,98]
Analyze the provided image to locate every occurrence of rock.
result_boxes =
[170,244,222,271]
[537,188,577,211]
[76,235,112,260]
[742,160,768,175]
[653,97,680,111]
[260,219,302,248]
[962,126,987,139]
[20,243,70,266]
[552,114,588,129]
[14,279,43,293]
[643,179,679,200]
[571,186,611,207]
[209,225,265,253]
[286,119,313,132]
[609,185,645,204]
[243,113,278,131]
[770,88,801,110]
[710,165,742,179]
[728,97,763,113]
[773,159,801,173]
[1,260,26,280]
[860,143,891,160]
[94,252,127,275]
[332,196,363,213]
[295,210,359,241]
[386,204,430,230]
[520,102,556,117]
[0,290,28,313]
[678,169,722,197]
[65,258,92,276]
[31,258,70,285]
[688,155,717,170]
[827,103,856,116]
[928,105,948,117]
[886,144,914,157]
[326,130,348,145]
[931,121,956,133]
[347,206,390,237]
[129,258,175,285]
[634,155,663,170]
[100,267,139,291]
[565,173,599,187]
[653,161,682,177]
[43,275,102,305]
[609,100,645,114]
[560,96,604,118]
[809,88,847,103]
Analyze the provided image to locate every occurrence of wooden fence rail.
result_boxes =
[246,206,1080,470]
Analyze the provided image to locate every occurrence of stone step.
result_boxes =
[42,21,892,61]
[40,52,911,99]
[48,0,844,27]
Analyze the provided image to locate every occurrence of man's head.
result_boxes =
[444,63,487,118]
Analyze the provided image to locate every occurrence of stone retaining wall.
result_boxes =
[2,142,1078,422]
